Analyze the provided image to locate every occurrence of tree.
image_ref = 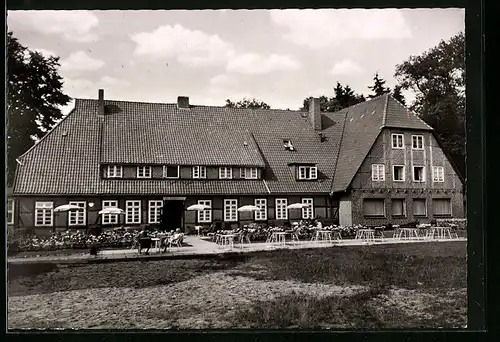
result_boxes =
[7,31,71,186]
[301,82,365,111]
[368,72,391,98]
[392,85,406,105]
[225,98,271,109]
[395,32,465,177]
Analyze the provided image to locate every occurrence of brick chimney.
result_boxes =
[98,89,105,117]
[177,96,190,109]
[308,97,321,131]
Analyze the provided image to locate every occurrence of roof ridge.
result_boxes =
[382,93,389,126]
[329,109,350,195]
[328,93,388,115]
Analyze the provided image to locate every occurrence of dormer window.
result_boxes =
[137,166,152,178]
[193,166,206,179]
[241,167,258,179]
[298,166,317,180]
[163,165,180,179]
[219,167,233,179]
[283,139,295,151]
[107,165,123,178]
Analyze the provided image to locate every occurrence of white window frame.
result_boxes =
[254,198,267,221]
[126,200,141,224]
[298,166,318,180]
[198,200,212,223]
[432,166,445,183]
[35,201,54,226]
[301,198,314,219]
[107,165,123,178]
[392,165,406,182]
[163,165,180,179]
[224,199,238,222]
[412,166,426,183]
[7,199,14,225]
[102,200,119,225]
[219,167,233,179]
[371,164,385,181]
[148,200,163,224]
[391,198,406,217]
[241,167,258,179]
[193,166,207,179]
[275,198,288,220]
[137,166,152,179]
[412,135,424,150]
[391,133,404,149]
[68,201,86,226]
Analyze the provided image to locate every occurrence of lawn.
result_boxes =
[8,241,467,329]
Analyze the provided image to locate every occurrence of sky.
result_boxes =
[7,9,464,112]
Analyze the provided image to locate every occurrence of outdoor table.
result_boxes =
[151,237,161,253]
[194,225,203,236]
[218,234,235,249]
[312,230,334,243]
[355,229,376,241]
[393,228,419,240]
[331,229,342,240]
[426,226,453,240]
[268,232,287,246]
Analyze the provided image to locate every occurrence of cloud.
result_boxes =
[330,59,364,75]
[60,51,104,71]
[210,74,238,87]
[32,48,57,58]
[8,10,99,42]
[270,9,412,49]
[226,53,301,74]
[99,76,131,88]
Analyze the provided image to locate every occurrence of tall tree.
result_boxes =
[301,82,365,111]
[392,85,406,105]
[368,72,391,98]
[395,32,465,177]
[225,98,271,109]
[7,32,71,187]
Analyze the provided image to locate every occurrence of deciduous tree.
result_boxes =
[225,98,271,109]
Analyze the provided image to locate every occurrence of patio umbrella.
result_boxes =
[187,204,211,211]
[98,208,125,215]
[287,203,310,210]
[54,204,82,212]
[237,205,261,212]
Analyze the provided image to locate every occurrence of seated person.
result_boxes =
[164,228,183,252]
[138,228,152,255]
[314,219,323,229]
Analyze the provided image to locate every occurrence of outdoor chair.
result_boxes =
[169,233,184,248]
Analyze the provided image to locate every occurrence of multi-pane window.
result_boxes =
[363,199,385,217]
[392,199,406,217]
[393,165,405,181]
[432,166,445,182]
[137,166,152,178]
[371,164,385,181]
[224,199,238,222]
[254,199,267,221]
[163,165,179,178]
[413,166,425,182]
[298,166,318,180]
[35,201,53,226]
[301,198,314,219]
[219,167,233,179]
[102,200,118,225]
[107,165,123,178]
[433,199,452,216]
[241,167,258,179]
[391,134,404,149]
[193,166,207,179]
[148,200,163,224]
[68,201,86,226]
[7,199,14,225]
[412,135,424,150]
[198,200,212,223]
[126,200,141,224]
[275,198,288,220]
[413,199,427,216]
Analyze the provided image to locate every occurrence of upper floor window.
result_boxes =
[107,165,123,178]
[163,165,179,179]
[241,167,258,179]
[413,166,426,182]
[298,166,317,180]
[393,165,405,182]
[371,164,385,181]
[219,167,233,179]
[412,135,424,150]
[391,134,404,149]
[137,166,152,179]
[432,166,445,182]
[193,166,207,179]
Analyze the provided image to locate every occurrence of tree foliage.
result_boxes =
[368,72,391,98]
[392,85,406,105]
[225,98,271,109]
[7,31,71,186]
[395,32,465,177]
[301,82,365,112]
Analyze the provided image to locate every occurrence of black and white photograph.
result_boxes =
[6,8,467,329]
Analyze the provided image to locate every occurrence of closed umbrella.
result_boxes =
[54,204,82,212]
[237,205,261,212]
[98,208,125,215]
[287,203,310,210]
[187,204,211,211]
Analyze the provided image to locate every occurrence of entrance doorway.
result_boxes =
[160,200,184,232]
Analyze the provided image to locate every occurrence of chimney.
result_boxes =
[308,97,321,131]
[98,89,105,117]
[177,96,190,109]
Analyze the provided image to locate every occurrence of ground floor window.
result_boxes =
[224,199,238,222]
[432,198,452,216]
[392,199,406,217]
[276,198,288,220]
[363,199,385,217]
[68,201,86,226]
[302,198,314,219]
[126,200,141,224]
[198,200,212,223]
[149,200,163,224]
[254,198,267,221]
[413,198,427,217]
[102,200,119,224]
[7,199,14,225]
[35,201,53,226]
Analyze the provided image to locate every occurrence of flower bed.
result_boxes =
[436,218,467,230]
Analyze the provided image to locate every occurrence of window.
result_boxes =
[126,200,141,224]
[298,166,318,180]
[137,166,152,178]
[198,200,212,223]
[393,165,405,181]
[107,165,123,178]
[35,201,53,226]
[433,199,452,216]
[219,167,233,179]
[371,164,385,181]
[302,198,314,219]
[7,199,14,225]
[275,198,288,220]
[193,166,207,179]
[148,200,163,224]
[163,165,179,179]
[102,200,118,225]
[68,201,86,226]
[392,199,406,217]
[363,199,385,217]
[241,167,258,179]
[224,199,238,222]
[412,135,424,150]
[432,166,445,182]
[413,166,426,182]
[254,199,267,221]
[413,199,427,217]
[391,134,404,149]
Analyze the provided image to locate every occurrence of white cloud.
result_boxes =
[32,48,57,58]
[8,10,99,42]
[210,74,238,87]
[62,78,94,96]
[226,53,301,74]
[270,9,412,49]
[99,76,131,88]
[330,59,364,75]
[60,51,104,71]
